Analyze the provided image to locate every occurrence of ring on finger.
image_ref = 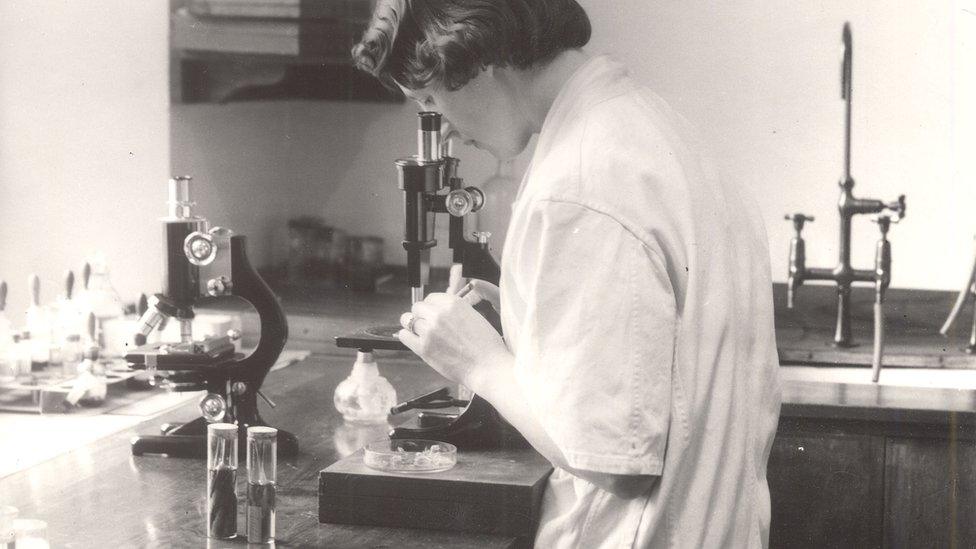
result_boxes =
[401,312,419,334]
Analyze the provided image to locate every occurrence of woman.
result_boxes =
[352,1,781,547]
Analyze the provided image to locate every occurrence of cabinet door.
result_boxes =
[885,436,976,548]
[768,431,885,549]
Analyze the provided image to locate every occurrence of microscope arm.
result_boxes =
[228,234,288,390]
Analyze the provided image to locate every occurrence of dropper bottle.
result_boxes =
[333,351,397,424]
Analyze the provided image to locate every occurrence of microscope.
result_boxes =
[126,176,298,458]
[336,112,526,450]
[785,23,907,382]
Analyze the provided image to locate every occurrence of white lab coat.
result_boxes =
[499,55,782,548]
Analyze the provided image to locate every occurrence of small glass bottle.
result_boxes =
[25,275,50,370]
[61,334,83,377]
[207,423,238,540]
[333,351,397,424]
[76,346,106,406]
[246,426,277,544]
[15,332,32,380]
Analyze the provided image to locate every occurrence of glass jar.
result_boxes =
[207,423,239,539]
[246,426,277,544]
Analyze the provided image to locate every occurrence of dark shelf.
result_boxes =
[178,55,402,103]
[170,5,402,104]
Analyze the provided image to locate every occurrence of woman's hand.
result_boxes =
[456,279,501,311]
[397,292,509,391]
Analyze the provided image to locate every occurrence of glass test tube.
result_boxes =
[207,423,238,539]
[246,426,277,544]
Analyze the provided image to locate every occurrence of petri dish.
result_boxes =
[363,439,457,473]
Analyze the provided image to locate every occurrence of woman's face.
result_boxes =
[400,68,533,160]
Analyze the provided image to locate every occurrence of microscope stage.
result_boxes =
[335,325,409,352]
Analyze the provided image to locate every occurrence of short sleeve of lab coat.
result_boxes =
[510,198,676,476]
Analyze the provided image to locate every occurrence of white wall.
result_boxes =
[0,2,170,319]
[581,0,975,290]
[2,0,971,324]
[173,0,973,291]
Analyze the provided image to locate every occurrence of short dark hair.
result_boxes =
[351,0,591,91]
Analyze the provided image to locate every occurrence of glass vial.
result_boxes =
[246,426,277,544]
[207,423,238,539]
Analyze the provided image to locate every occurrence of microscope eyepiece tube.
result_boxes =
[418,112,442,162]
[168,176,194,219]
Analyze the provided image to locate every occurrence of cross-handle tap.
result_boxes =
[785,213,815,308]
[885,194,907,222]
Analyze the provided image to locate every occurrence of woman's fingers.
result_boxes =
[447,264,467,295]
[396,328,423,353]
[399,311,431,336]
[466,279,501,310]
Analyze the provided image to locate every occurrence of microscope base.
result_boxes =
[391,395,529,451]
[131,416,299,459]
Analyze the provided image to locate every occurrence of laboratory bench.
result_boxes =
[4,281,976,547]
[0,351,521,548]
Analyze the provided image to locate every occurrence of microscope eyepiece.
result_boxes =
[419,112,441,131]
[168,175,195,219]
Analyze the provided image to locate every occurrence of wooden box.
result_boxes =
[319,448,553,537]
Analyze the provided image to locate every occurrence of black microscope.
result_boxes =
[126,176,298,458]
[336,112,526,450]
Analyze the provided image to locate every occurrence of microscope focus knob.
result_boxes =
[207,276,232,297]
[199,393,227,422]
[184,231,218,266]
[446,187,485,217]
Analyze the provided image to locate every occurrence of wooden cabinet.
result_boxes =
[768,414,976,548]
[768,431,885,548]
[884,436,976,547]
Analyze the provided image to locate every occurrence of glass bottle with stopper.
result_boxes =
[64,313,106,406]
[333,351,397,424]
[25,274,50,370]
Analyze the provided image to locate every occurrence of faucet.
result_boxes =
[785,23,907,359]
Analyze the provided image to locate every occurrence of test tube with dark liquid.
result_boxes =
[207,423,238,539]
[247,426,277,544]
